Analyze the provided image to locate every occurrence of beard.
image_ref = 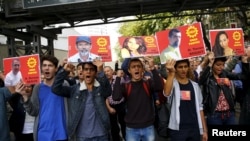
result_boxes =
[79,49,89,56]
[172,41,180,48]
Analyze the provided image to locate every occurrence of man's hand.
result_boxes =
[165,59,176,73]
[60,58,68,67]
[93,59,104,72]
[63,63,75,72]
[116,71,123,77]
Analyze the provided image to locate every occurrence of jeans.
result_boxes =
[207,111,236,125]
[76,134,109,141]
[126,125,155,141]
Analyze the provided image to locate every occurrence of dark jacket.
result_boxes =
[199,63,249,115]
[51,68,112,140]
[8,94,26,134]
[239,62,250,124]
[112,69,163,128]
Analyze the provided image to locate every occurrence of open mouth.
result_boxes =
[133,72,141,78]
[85,75,91,81]
[44,72,50,76]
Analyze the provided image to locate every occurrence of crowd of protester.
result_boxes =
[0,44,250,141]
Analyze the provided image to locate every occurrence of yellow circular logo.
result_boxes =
[144,36,154,43]
[97,37,108,47]
[27,57,37,68]
[186,26,198,38]
[233,31,241,41]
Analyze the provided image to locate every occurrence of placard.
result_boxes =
[118,36,159,58]
[68,36,112,63]
[156,22,206,64]
[3,54,41,86]
[209,28,245,58]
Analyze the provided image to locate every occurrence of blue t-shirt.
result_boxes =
[38,83,67,141]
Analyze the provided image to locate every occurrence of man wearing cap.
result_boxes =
[68,36,100,63]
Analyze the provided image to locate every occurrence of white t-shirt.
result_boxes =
[4,71,22,86]
[22,112,35,134]
[68,53,100,63]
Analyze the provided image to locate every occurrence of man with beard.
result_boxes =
[20,55,68,141]
[68,36,100,63]
[160,28,182,64]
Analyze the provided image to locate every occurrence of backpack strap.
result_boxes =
[125,82,132,97]
[125,80,150,97]
[142,80,150,97]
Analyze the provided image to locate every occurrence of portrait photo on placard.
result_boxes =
[156,22,206,64]
[118,36,159,59]
[68,35,112,63]
[3,54,41,86]
[209,28,245,58]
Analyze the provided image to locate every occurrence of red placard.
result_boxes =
[209,28,245,57]
[118,36,159,58]
[68,36,112,62]
[156,22,206,64]
[3,54,41,85]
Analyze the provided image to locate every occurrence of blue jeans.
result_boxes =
[126,125,155,141]
[76,134,109,141]
[207,111,236,125]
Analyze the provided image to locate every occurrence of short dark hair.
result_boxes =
[174,59,190,68]
[213,56,227,64]
[128,58,143,69]
[169,28,181,38]
[82,62,97,72]
[41,55,59,67]
[77,62,84,68]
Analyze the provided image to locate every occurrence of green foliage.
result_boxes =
[118,12,197,36]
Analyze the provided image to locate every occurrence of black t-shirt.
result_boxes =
[179,80,199,129]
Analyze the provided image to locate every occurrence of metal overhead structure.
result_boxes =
[0,0,250,57]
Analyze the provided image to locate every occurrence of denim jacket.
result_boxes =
[0,87,12,141]
[52,68,111,140]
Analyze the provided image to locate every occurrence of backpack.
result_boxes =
[125,79,171,137]
[124,80,150,97]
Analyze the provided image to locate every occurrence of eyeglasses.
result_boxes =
[83,67,95,72]
[13,64,20,67]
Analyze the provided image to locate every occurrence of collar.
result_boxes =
[79,79,100,90]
